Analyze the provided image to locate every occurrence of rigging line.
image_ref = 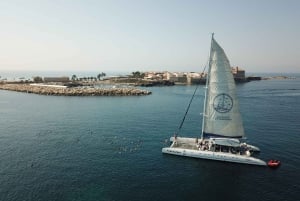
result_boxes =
[176,84,199,133]
[176,63,208,135]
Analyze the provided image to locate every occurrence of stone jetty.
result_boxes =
[0,84,151,96]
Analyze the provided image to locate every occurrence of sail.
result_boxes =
[202,36,245,138]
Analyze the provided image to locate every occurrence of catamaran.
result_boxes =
[162,34,267,166]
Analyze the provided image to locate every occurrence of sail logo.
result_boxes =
[213,93,233,113]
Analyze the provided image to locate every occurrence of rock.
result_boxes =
[0,84,151,96]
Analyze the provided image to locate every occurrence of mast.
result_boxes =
[201,33,214,139]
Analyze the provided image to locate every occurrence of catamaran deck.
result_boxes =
[171,141,199,150]
[169,136,259,156]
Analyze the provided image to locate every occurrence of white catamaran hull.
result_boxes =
[162,147,266,166]
[163,137,266,166]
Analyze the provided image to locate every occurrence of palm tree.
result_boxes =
[97,72,106,80]
[71,74,77,81]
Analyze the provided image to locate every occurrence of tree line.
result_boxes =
[71,72,106,81]
[31,72,107,83]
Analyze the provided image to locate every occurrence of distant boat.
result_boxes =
[162,34,266,166]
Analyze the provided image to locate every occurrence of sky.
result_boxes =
[0,0,299,73]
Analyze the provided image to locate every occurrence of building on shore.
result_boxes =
[43,77,70,83]
[186,72,206,84]
[162,67,246,84]
[165,72,187,83]
[144,72,164,80]
[231,66,246,82]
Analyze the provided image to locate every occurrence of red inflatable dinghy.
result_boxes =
[267,160,281,168]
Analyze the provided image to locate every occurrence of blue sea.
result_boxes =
[0,74,299,201]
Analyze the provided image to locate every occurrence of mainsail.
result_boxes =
[202,35,245,138]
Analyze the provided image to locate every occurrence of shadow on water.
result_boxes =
[159,154,269,201]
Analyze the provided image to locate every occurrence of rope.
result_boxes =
[175,53,210,136]
[176,84,199,134]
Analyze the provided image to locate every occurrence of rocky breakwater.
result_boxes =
[0,84,151,96]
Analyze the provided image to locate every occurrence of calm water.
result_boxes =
[0,77,299,201]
